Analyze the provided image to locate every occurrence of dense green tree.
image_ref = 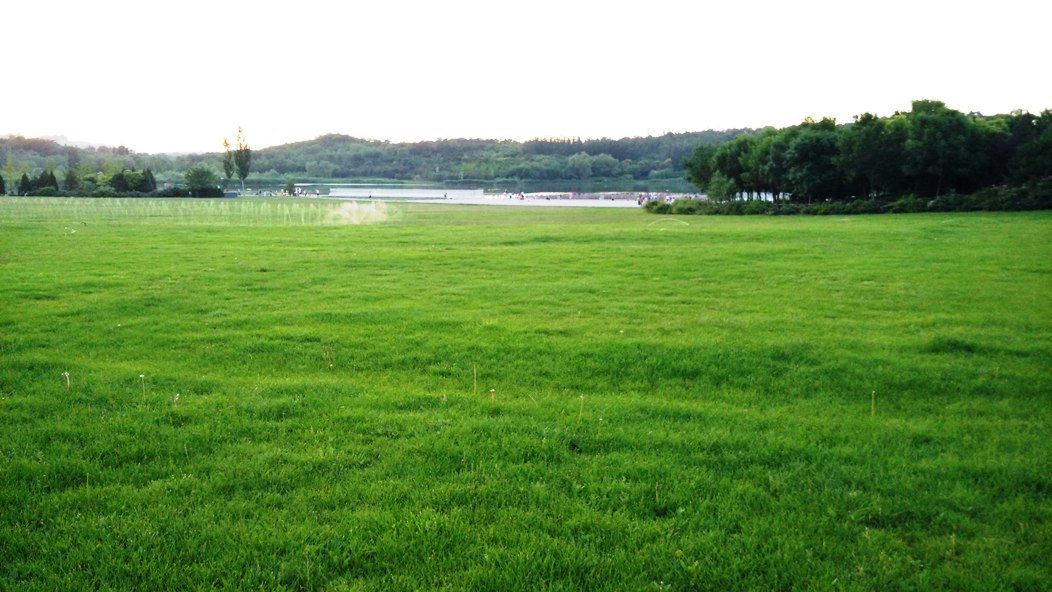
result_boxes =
[18,172,31,194]
[3,155,17,184]
[744,128,792,202]
[185,164,219,197]
[64,168,80,192]
[590,153,621,177]
[567,152,593,179]
[1008,110,1052,183]
[141,169,157,193]
[903,100,982,196]
[838,112,907,197]
[782,118,846,202]
[0,174,5,195]
[705,171,738,201]
[110,170,130,192]
[124,170,145,193]
[711,135,757,198]
[60,152,81,193]
[682,144,716,190]
[305,160,336,178]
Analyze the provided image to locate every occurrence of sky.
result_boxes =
[5,0,1049,154]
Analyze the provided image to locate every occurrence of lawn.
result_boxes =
[1,197,1049,590]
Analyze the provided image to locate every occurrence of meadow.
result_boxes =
[1,197,1049,590]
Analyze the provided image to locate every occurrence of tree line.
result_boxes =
[681,100,1051,205]
[0,131,743,194]
[0,132,251,198]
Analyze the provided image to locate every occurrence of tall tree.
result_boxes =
[141,168,157,193]
[0,174,6,195]
[3,155,18,184]
[682,143,716,190]
[234,127,251,193]
[222,137,234,189]
[65,148,82,193]
[837,112,907,198]
[903,100,980,197]
[63,168,80,192]
[783,118,845,203]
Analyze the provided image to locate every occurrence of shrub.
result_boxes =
[645,181,1052,216]
[644,200,671,214]
[670,199,709,215]
[890,195,926,213]
[153,185,190,198]
[742,200,772,215]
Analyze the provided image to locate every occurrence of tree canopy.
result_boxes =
[682,101,1052,202]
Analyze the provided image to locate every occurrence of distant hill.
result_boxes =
[1,130,752,186]
[250,131,750,182]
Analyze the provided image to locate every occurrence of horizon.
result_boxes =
[6,0,1050,154]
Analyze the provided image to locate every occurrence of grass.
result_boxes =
[1,197,1050,590]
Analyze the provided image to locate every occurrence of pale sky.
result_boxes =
[6,0,1048,154]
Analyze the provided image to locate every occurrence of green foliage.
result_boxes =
[567,151,593,179]
[681,143,715,189]
[62,167,79,192]
[653,179,1052,217]
[234,127,252,191]
[0,131,745,189]
[686,101,1051,204]
[222,137,234,182]
[184,164,220,197]
[705,171,738,201]
[643,198,671,213]
[0,174,5,195]
[1008,110,1052,183]
[27,186,60,197]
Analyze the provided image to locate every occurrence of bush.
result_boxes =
[28,187,60,197]
[890,195,926,213]
[153,185,190,198]
[644,200,671,214]
[742,200,772,215]
[645,181,1052,217]
[670,199,709,215]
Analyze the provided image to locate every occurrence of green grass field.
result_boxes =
[1,197,1050,590]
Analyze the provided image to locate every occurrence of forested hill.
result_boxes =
[0,131,749,186]
[250,131,747,181]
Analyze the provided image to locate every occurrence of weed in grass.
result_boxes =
[62,371,70,391]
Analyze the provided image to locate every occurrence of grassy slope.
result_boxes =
[1,198,1050,590]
